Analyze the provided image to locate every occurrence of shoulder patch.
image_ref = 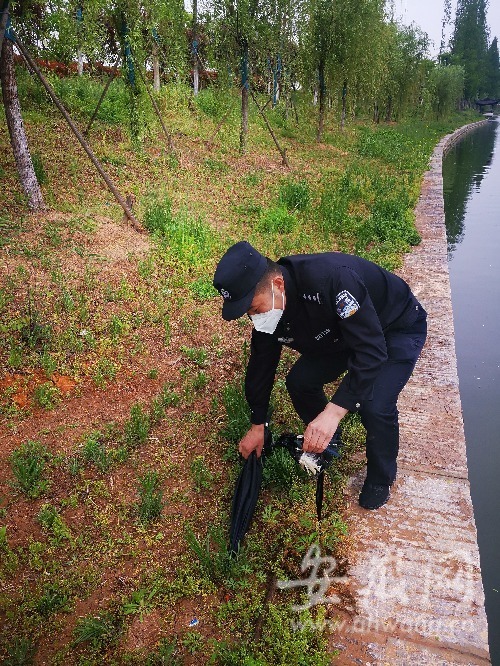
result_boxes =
[336,290,359,319]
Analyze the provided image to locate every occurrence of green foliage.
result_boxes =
[123,587,158,621]
[356,126,430,172]
[255,603,331,665]
[485,37,500,98]
[92,357,118,387]
[189,277,219,300]
[190,455,215,492]
[182,631,204,655]
[220,380,251,446]
[145,638,181,666]
[258,206,296,233]
[204,157,230,173]
[37,503,72,542]
[73,612,120,649]
[31,152,47,185]
[0,526,19,576]
[143,197,216,268]
[184,524,251,588]
[35,583,70,616]
[3,637,37,666]
[17,68,130,125]
[378,22,430,122]
[33,382,61,410]
[81,431,111,472]
[263,447,307,490]
[136,471,164,524]
[450,0,489,99]
[279,180,311,212]
[316,187,349,235]
[123,403,151,449]
[426,64,465,119]
[149,384,180,424]
[10,440,50,498]
[181,345,208,367]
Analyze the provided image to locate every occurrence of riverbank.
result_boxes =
[331,120,491,665]
[0,80,487,663]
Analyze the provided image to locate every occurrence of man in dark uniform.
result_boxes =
[213,241,427,509]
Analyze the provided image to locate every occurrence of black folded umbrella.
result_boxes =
[229,450,263,555]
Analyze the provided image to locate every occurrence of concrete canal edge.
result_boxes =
[331,120,491,665]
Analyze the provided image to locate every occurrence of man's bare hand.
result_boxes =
[239,424,265,459]
[303,403,348,453]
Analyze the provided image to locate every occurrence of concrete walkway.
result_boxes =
[333,121,491,665]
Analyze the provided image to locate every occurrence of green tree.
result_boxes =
[450,0,489,100]
[426,63,465,118]
[377,22,429,122]
[485,36,500,97]
[301,0,385,139]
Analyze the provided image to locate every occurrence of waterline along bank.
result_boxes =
[443,117,500,666]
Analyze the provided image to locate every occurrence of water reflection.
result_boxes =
[443,121,497,256]
[442,116,500,665]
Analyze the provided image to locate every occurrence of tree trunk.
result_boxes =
[152,44,160,92]
[0,1,10,59]
[317,60,326,142]
[77,49,84,76]
[192,0,199,96]
[341,79,347,130]
[239,41,249,154]
[0,38,45,211]
[385,95,393,122]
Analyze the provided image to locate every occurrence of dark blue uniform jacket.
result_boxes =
[245,252,420,424]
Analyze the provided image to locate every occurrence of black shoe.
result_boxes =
[359,481,390,510]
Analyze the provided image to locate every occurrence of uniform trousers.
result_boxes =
[285,309,427,486]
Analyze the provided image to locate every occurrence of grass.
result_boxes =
[0,68,483,664]
[10,440,51,498]
[136,471,164,525]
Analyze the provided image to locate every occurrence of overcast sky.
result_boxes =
[394,0,500,56]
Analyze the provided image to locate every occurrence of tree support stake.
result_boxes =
[132,51,175,153]
[84,57,120,136]
[249,89,290,168]
[13,34,143,232]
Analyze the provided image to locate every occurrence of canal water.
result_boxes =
[442,117,500,664]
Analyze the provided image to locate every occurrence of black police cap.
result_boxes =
[213,241,268,320]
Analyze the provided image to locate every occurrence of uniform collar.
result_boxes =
[280,264,298,319]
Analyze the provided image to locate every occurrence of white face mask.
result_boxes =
[250,283,285,334]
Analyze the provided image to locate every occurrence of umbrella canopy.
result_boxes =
[229,450,263,555]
